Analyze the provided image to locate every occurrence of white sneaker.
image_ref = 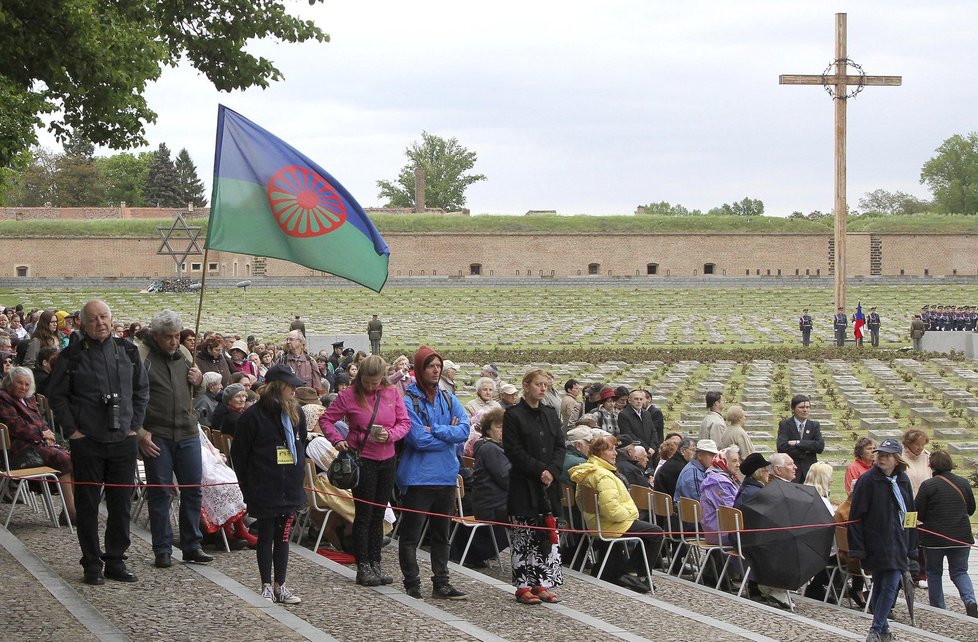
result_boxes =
[260,583,274,602]
[915,579,928,589]
[275,585,302,605]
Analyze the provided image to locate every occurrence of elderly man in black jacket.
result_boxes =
[618,390,662,453]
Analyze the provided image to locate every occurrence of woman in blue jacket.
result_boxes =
[848,439,918,642]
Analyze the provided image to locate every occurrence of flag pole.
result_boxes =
[193,245,210,339]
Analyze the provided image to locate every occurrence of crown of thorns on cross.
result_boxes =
[821,58,867,100]
[157,213,203,267]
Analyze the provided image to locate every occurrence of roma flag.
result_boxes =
[853,302,865,341]
[206,105,390,292]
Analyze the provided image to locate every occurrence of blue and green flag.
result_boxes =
[206,105,389,292]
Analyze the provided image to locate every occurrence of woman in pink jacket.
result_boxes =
[320,355,411,587]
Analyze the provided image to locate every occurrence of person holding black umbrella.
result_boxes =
[503,368,565,605]
[848,438,918,642]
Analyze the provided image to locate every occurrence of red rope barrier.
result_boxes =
[6,470,977,545]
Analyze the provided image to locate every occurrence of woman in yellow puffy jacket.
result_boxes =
[570,434,663,593]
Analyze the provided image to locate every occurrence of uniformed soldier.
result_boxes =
[834,306,848,347]
[799,309,813,346]
[969,306,978,332]
[956,306,968,331]
[866,306,881,347]
[921,306,931,331]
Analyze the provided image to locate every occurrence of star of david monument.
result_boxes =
[157,212,204,277]
[780,13,901,311]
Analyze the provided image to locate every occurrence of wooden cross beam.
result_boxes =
[779,13,901,313]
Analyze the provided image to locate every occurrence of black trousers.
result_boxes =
[69,435,138,574]
[351,456,396,563]
[397,485,454,589]
[595,519,663,580]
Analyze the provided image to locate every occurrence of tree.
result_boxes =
[858,189,931,216]
[707,197,765,217]
[143,144,182,207]
[53,137,106,207]
[376,131,486,211]
[174,149,207,207]
[637,201,702,216]
[6,147,59,206]
[0,1,329,168]
[96,152,154,206]
[920,132,978,214]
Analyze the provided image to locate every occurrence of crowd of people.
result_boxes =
[1,300,975,634]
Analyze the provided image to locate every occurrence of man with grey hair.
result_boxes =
[282,329,322,394]
[48,299,149,585]
[768,453,798,483]
[136,309,211,569]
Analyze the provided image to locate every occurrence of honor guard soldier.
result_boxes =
[866,307,881,347]
[834,307,848,347]
[799,309,814,346]
[920,306,931,331]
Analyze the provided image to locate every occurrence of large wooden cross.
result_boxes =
[780,13,901,312]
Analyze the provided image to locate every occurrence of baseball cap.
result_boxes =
[874,438,903,455]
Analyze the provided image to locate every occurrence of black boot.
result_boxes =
[356,562,380,587]
[371,561,393,585]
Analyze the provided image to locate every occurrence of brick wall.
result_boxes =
[0,232,972,279]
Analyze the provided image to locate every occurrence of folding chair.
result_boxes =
[565,482,594,570]
[0,424,71,531]
[630,485,668,569]
[449,474,501,568]
[673,497,723,585]
[461,456,475,470]
[578,485,654,594]
[835,525,873,611]
[650,490,682,572]
[820,527,849,604]
[294,459,333,551]
[715,506,749,595]
[34,393,58,437]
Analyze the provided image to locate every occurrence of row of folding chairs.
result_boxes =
[0,423,72,531]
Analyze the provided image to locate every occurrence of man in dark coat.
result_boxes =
[833,306,848,347]
[776,394,824,483]
[848,439,918,641]
[618,390,660,453]
[615,439,652,490]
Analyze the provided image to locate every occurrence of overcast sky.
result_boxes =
[65,1,978,215]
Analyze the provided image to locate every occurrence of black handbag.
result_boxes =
[326,392,382,490]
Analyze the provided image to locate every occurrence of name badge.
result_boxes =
[903,511,918,529]
[276,447,294,465]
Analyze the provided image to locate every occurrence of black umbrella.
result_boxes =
[740,479,835,590]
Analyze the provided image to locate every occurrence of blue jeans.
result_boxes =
[144,435,203,555]
[925,546,976,608]
[868,569,902,633]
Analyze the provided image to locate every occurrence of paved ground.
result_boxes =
[2,499,976,642]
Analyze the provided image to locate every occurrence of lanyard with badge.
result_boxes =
[277,411,297,466]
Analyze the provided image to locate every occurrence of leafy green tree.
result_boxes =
[858,189,931,216]
[174,149,207,207]
[144,143,182,207]
[920,132,978,214]
[6,147,58,206]
[376,131,486,211]
[53,137,107,206]
[96,152,154,206]
[0,1,329,169]
[707,197,765,217]
[638,201,702,216]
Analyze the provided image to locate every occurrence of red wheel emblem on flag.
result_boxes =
[267,166,347,237]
